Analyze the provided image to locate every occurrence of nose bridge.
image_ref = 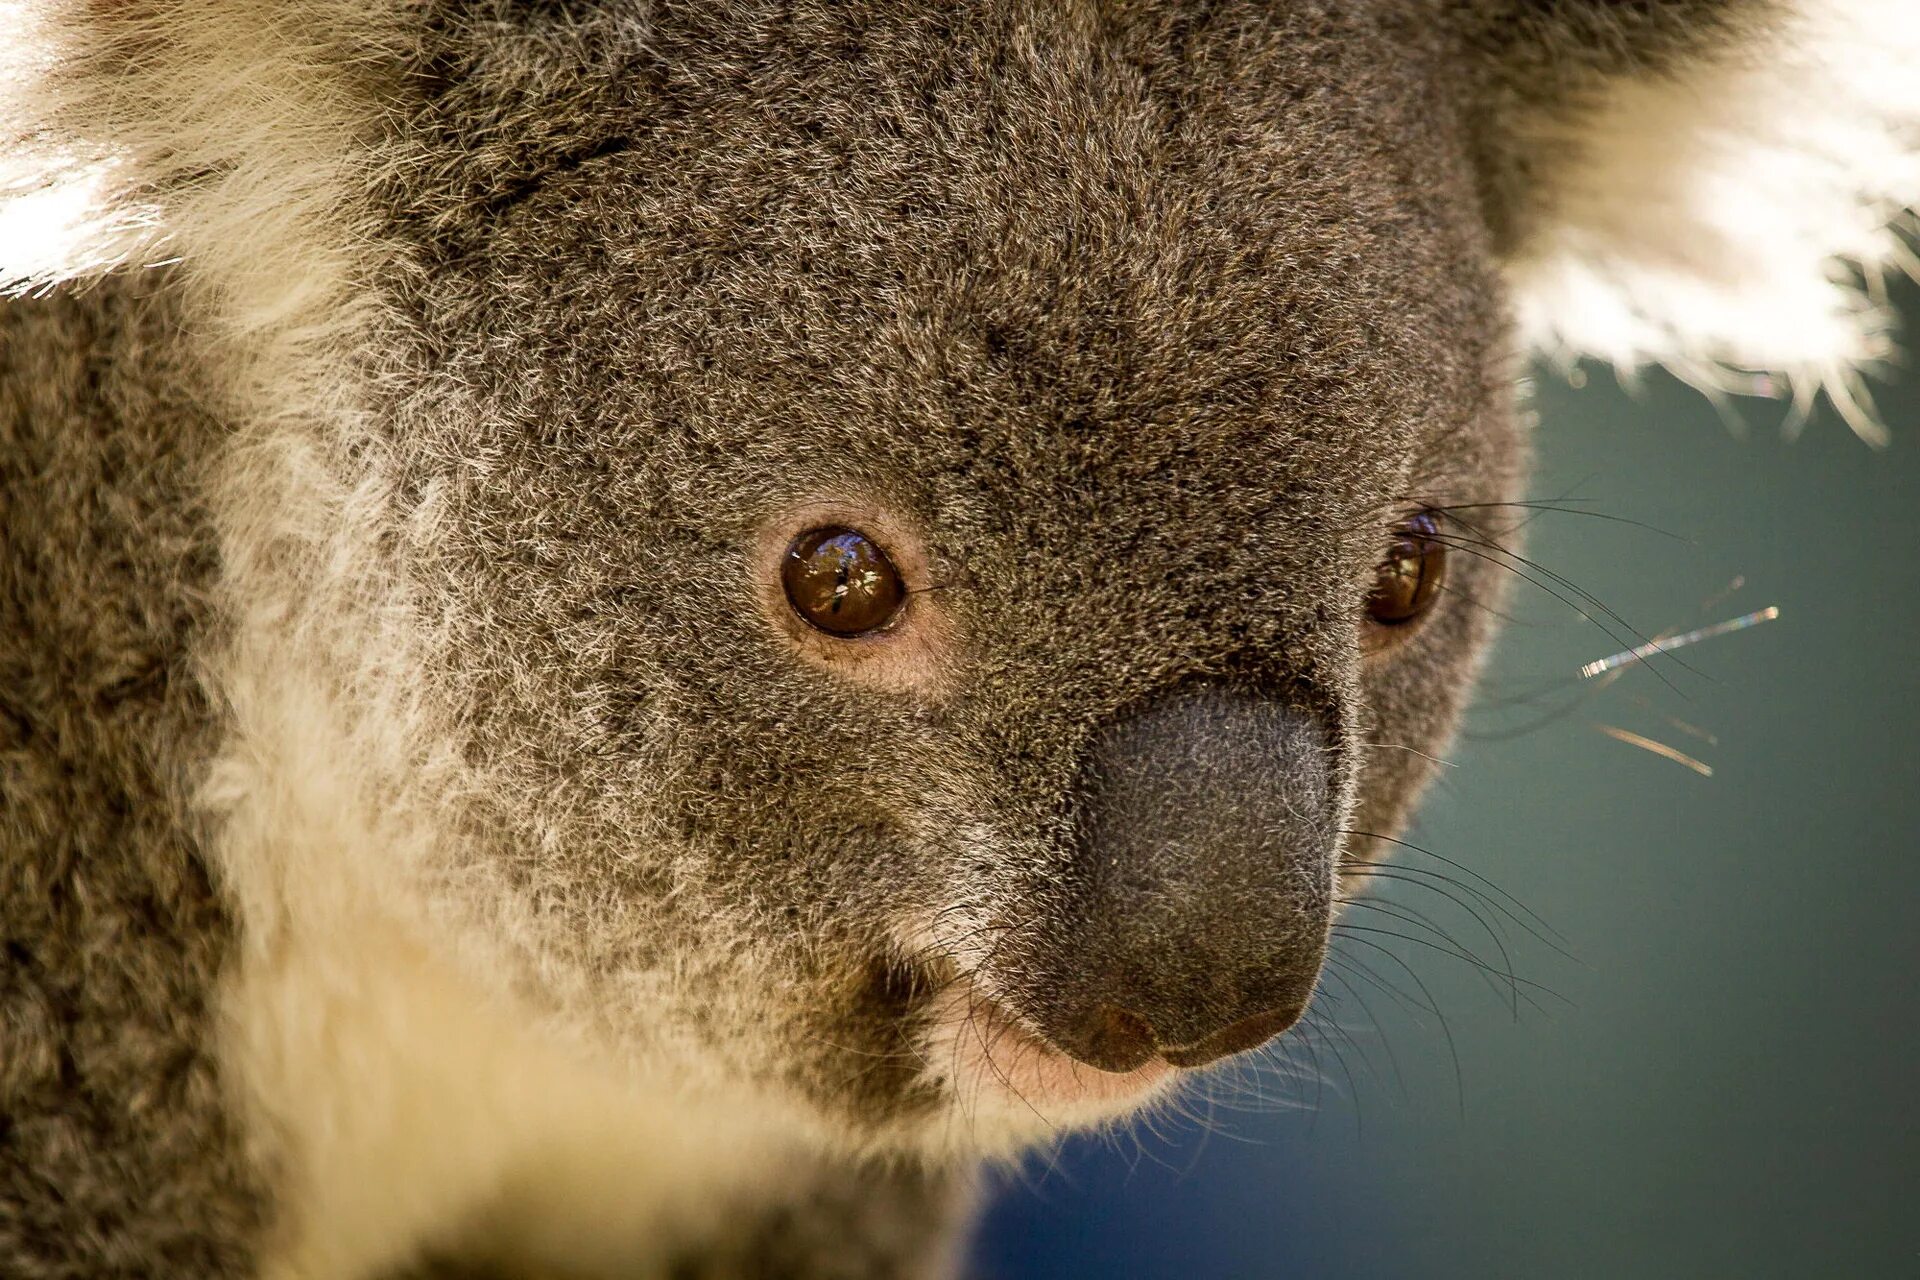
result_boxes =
[1026,682,1337,1069]
[959,572,1324,777]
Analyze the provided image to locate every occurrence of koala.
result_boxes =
[1,0,1914,1276]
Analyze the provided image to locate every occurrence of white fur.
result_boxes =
[1505,0,1920,439]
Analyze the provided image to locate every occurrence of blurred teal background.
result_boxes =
[973,281,1920,1278]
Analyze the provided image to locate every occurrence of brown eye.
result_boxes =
[1367,511,1446,629]
[782,526,907,637]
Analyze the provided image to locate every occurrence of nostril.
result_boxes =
[1160,1004,1304,1069]
[1066,1004,1158,1074]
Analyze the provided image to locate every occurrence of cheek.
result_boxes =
[644,674,958,911]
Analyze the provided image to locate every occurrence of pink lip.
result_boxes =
[923,987,1174,1113]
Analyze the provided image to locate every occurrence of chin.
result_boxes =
[914,985,1181,1142]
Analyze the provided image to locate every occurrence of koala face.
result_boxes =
[390,2,1521,1148]
[6,0,1914,1271]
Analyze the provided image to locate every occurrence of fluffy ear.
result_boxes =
[1453,0,1920,436]
[0,0,391,321]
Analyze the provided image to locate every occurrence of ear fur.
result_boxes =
[0,0,394,335]
[7,0,1915,436]
[1456,0,1920,437]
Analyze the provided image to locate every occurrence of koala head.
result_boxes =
[391,2,1530,1148]
[6,0,1911,1169]
[375,0,1920,1155]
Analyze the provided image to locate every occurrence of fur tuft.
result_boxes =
[1500,0,1920,440]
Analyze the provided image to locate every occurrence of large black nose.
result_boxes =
[1032,686,1336,1072]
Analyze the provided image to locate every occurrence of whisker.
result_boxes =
[1297,1005,1365,1137]
[1340,861,1576,964]
[1335,895,1521,1017]
[1323,948,1436,1026]
[1342,828,1572,949]
[1424,498,1688,542]
[1329,933,1465,1117]
[1578,606,1780,679]
[1315,963,1409,1102]
[1358,740,1460,769]
[1593,723,1715,777]
[1331,924,1566,1003]
[1431,529,1699,696]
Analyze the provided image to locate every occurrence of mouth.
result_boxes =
[918,984,1176,1117]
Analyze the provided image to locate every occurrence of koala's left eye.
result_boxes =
[782,527,907,637]
[1366,511,1446,632]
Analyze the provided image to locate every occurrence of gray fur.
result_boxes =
[0,277,265,1276]
[395,0,1509,1119]
[0,2,1901,1276]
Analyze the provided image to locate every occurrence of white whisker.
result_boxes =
[1579,606,1780,679]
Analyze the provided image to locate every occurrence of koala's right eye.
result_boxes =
[782,527,907,637]
[1364,511,1447,639]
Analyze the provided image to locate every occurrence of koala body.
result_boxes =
[1,2,1915,1277]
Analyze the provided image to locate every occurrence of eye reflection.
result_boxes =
[782,526,907,637]
[1367,511,1446,629]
